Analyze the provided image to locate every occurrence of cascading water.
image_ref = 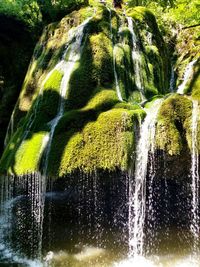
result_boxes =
[190,100,200,254]
[32,17,92,260]
[177,59,197,94]
[128,99,163,258]
[0,175,43,265]
[0,17,92,264]
[127,17,146,102]
[107,7,123,101]
[42,17,91,174]
[1,5,200,267]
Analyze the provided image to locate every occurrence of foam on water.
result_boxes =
[113,256,158,267]
[114,255,200,267]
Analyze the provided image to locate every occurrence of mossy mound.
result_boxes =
[48,107,141,176]
[1,5,153,177]
[2,5,195,178]
[156,94,200,155]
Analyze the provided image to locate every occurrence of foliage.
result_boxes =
[165,0,200,27]
[37,0,89,22]
[0,0,88,32]
[135,0,200,27]
[0,0,42,31]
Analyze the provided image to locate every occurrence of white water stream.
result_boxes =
[1,8,200,267]
[0,175,43,265]
[190,100,200,253]
[0,17,92,264]
[177,60,197,94]
[127,17,146,102]
[170,65,175,92]
[42,17,92,175]
[128,99,163,257]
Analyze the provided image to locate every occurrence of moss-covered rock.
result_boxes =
[48,108,140,176]
[174,26,200,97]
[156,94,196,155]
[126,6,170,94]
[1,4,198,179]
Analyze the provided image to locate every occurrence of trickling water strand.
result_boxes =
[42,17,92,175]
[177,59,197,94]
[146,31,153,46]
[128,99,163,257]
[1,19,92,261]
[28,173,46,259]
[19,17,91,150]
[127,17,146,102]
[169,65,175,92]
[107,7,123,101]
[4,110,14,147]
[0,176,42,265]
[24,18,92,259]
[146,144,157,254]
[190,100,200,253]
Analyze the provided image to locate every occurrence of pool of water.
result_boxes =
[0,187,199,267]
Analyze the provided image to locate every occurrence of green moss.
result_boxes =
[82,88,119,111]
[13,132,48,175]
[44,69,63,92]
[114,102,141,110]
[114,43,135,101]
[175,27,200,90]
[2,5,197,178]
[191,61,200,100]
[0,127,24,175]
[48,108,137,176]
[124,7,170,97]
[145,45,165,95]
[30,69,63,128]
[144,95,163,109]
[156,94,192,155]
[127,7,152,22]
[66,30,113,109]
[126,6,161,39]
[0,120,49,175]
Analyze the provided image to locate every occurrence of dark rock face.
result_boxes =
[149,148,193,227]
[0,15,36,154]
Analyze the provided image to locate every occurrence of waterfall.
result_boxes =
[41,17,92,175]
[107,7,123,101]
[19,17,91,151]
[177,59,197,94]
[127,17,146,102]
[34,18,92,257]
[0,174,44,264]
[0,17,92,263]
[128,99,163,257]
[190,100,200,253]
